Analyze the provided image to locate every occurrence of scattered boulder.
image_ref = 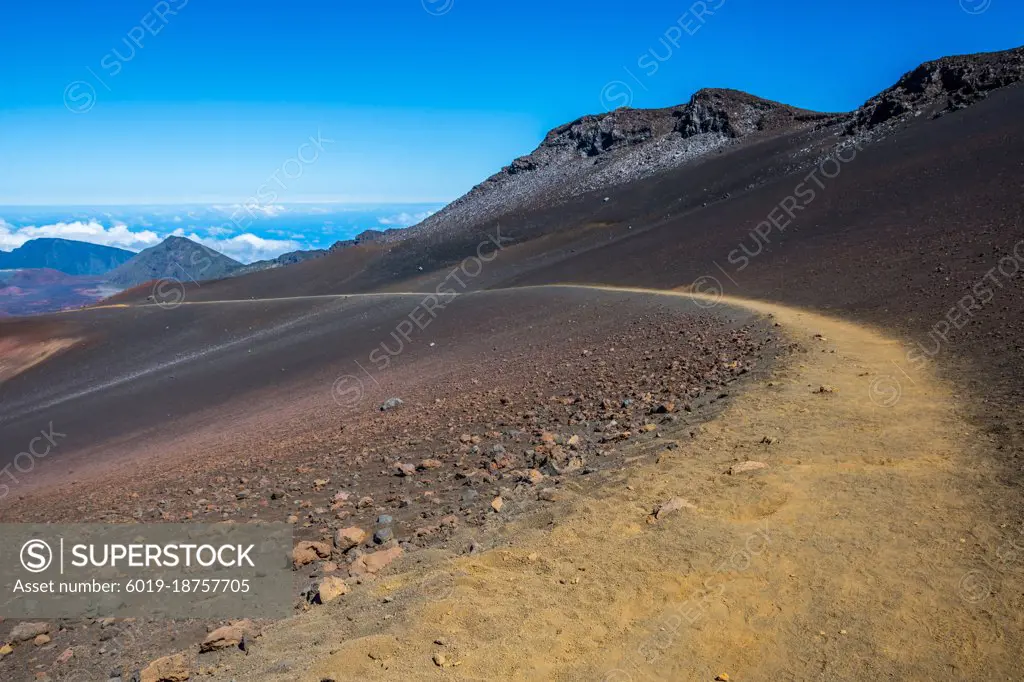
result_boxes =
[33,633,50,646]
[380,398,404,411]
[9,622,50,642]
[200,620,258,653]
[315,576,350,603]
[349,546,404,576]
[394,462,416,477]
[729,461,768,475]
[491,496,504,513]
[335,526,367,552]
[538,488,564,502]
[292,540,332,568]
[654,497,697,519]
[137,651,191,682]
[418,459,443,470]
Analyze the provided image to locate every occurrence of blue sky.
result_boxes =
[0,0,1020,260]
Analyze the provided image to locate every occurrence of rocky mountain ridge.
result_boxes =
[394,46,1024,245]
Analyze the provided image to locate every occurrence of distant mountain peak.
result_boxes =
[106,235,242,288]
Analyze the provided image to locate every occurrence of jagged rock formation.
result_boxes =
[389,47,1023,246]
[393,89,837,242]
[847,46,1024,133]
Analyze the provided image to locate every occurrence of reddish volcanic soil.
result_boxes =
[0,287,779,680]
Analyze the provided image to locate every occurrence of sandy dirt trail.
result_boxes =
[212,285,1022,681]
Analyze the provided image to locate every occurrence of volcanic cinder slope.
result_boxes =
[2,45,1024,681]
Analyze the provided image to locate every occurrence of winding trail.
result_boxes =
[105,286,1024,679]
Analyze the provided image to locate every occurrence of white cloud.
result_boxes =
[0,218,160,252]
[211,203,289,218]
[201,225,235,237]
[184,231,301,264]
[377,210,435,226]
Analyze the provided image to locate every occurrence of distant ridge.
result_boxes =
[0,238,135,276]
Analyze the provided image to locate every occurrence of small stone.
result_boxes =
[0,643,12,658]
[286,515,299,524]
[292,541,332,568]
[138,652,191,682]
[654,497,697,519]
[380,398,404,411]
[201,620,257,652]
[491,496,504,513]
[526,469,544,485]
[715,675,730,681]
[315,576,349,604]
[377,514,394,525]
[349,546,404,576]
[10,622,50,642]
[728,461,768,475]
[373,527,394,544]
[33,634,50,646]
[335,526,367,551]
[654,402,675,414]
[760,436,777,445]
[433,652,447,667]
[394,462,416,477]
[538,488,563,502]
[418,459,443,470]
[816,385,836,394]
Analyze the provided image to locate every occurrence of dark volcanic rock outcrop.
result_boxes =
[847,46,1024,133]
[397,89,836,242]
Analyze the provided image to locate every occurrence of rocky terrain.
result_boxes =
[847,45,1024,133]
[0,291,779,681]
[396,89,839,243]
[3,44,1024,682]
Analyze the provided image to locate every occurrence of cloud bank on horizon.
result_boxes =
[0,204,440,264]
